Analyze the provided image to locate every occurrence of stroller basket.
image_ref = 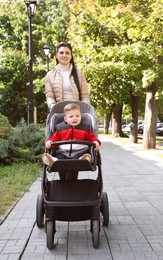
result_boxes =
[45,179,99,206]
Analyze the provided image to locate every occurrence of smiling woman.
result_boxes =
[56,46,72,65]
[45,42,90,111]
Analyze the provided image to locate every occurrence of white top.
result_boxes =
[58,64,76,101]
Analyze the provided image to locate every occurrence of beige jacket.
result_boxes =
[45,64,90,110]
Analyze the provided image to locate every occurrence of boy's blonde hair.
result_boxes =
[64,103,81,115]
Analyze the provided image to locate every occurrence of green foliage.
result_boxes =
[0,0,70,124]
[0,50,28,125]
[1,0,163,130]
[13,119,45,161]
[0,115,45,165]
[66,0,163,120]
[0,139,20,165]
[0,1,26,50]
[85,61,130,113]
[142,69,157,88]
[0,113,14,139]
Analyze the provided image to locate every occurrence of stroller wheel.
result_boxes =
[36,194,44,228]
[91,219,100,248]
[46,220,55,250]
[101,192,109,226]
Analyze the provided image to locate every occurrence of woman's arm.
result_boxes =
[45,71,56,110]
[78,69,90,104]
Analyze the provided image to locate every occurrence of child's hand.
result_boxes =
[45,140,53,149]
[93,141,100,151]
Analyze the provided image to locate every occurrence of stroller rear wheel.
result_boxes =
[46,220,55,249]
[36,194,44,228]
[101,192,109,226]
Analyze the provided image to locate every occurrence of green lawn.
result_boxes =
[0,163,41,219]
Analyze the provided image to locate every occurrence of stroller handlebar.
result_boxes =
[51,140,96,148]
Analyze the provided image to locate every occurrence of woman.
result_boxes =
[45,42,90,111]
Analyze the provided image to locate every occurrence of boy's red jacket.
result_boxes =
[47,121,101,145]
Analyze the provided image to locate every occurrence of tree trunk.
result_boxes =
[104,109,112,134]
[112,104,126,137]
[130,93,139,143]
[142,82,158,149]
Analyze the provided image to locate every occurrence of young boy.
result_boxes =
[42,103,101,167]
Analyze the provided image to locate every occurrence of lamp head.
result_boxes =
[43,44,51,58]
[24,0,37,15]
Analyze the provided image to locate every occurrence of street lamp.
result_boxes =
[24,0,37,124]
[43,44,51,72]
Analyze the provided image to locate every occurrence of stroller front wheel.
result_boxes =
[46,220,55,250]
[36,194,44,228]
[91,219,100,248]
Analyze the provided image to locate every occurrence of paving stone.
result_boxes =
[0,137,163,259]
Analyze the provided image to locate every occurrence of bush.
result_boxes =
[0,114,17,165]
[0,139,19,165]
[12,119,45,163]
[0,115,45,165]
[0,113,14,139]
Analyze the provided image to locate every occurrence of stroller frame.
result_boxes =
[36,101,109,249]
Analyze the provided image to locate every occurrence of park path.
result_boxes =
[0,136,163,260]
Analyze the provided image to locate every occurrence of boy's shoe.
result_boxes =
[79,153,91,162]
[42,153,58,167]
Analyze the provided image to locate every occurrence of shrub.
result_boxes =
[0,139,19,165]
[0,114,17,165]
[0,116,45,165]
[0,113,14,139]
[12,119,45,163]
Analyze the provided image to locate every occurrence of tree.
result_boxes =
[65,0,163,148]
[64,0,142,137]
[0,0,70,124]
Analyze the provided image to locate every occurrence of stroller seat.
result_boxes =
[46,100,98,138]
[48,112,98,172]
[50,111,95,136]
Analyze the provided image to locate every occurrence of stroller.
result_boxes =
[36,101,109,249]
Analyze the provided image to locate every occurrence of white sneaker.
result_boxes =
[42,153,58,167]
[79,153,91,162]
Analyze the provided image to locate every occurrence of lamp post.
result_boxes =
[24,0,37,124]
[43,44,51,72]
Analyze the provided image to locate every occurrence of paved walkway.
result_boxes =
[0,136,163,260]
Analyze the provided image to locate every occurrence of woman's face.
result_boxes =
[56,46,72,65]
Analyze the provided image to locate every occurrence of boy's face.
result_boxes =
[64,109,81,126]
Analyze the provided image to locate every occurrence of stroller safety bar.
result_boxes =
[51,140,96,148]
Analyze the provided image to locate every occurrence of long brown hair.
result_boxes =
[56,42,81,100]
